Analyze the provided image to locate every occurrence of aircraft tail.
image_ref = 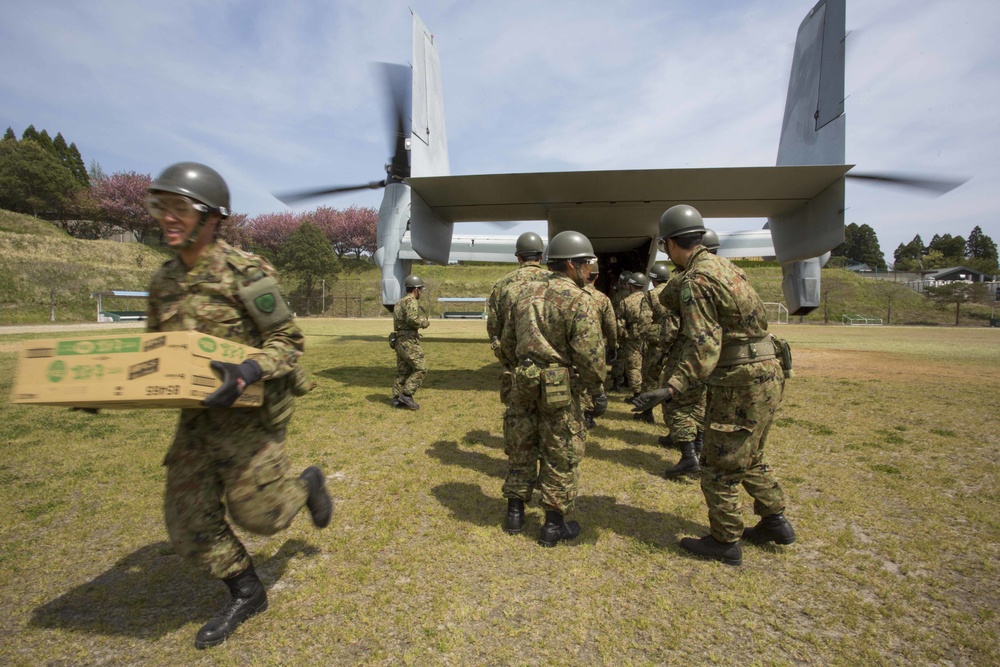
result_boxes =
[407,11,454,265]
[768,0,847,315]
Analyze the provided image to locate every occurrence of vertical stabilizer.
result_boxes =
[410,13,450,178]
[769,0,847,315]
[407,12,454,266]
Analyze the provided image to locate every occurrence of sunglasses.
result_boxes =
[144,194,211,223]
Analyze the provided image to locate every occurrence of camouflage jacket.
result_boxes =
[582,283,617,350]
[617,290,652,342]
[486,262,546,342]
[644,282,668,346]
[393,292,429,335]
[146,240,303,380]
[665,248,773,392]
[658,269,685,350]
[500,272,606,395]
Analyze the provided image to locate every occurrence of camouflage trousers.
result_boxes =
[163,409,309,580]
[658,363,706,443]
[621,339,643,392]
[700,363,786,543]
[502,392,587,515]
[641,344,664,394]
[393,335,427,397]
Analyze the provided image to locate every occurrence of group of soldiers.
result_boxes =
[94,160,796,649]
[485,207,796,566]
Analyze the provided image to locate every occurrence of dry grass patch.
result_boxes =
[0,320,997,665]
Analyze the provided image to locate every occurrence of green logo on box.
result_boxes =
[198,337,217,353]
[47,360,66,383]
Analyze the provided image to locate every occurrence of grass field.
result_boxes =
[1,321,998,666]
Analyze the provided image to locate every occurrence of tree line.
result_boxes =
[1,125,379,312]
[830,222,997,275]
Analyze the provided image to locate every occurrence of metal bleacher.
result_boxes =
[437,297,488,319]
[90,290,149,323]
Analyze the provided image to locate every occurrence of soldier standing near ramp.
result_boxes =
[144,162,333,649]
[486,232,547,405]
[581,266,618,428]
[499,231,607,546]
[633,205,795,566]
[392,275,430,410]
[635,262,671,424]
[618,272,652,408]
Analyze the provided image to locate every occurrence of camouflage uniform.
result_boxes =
[665,248,786,544]
[581,282,617,413]
[658,270,706,443]
[641,281,668,394]
[147,240,309,580]
[617,290,651,392]
[392,292,429,398]
[609,281,629,387]
[500,273,606,514]
[487,262,548,404]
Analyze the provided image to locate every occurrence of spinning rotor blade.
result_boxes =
[274,180,386,205]
[847,172,968,196]
[375,62,412,181]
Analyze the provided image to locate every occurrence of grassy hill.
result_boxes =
[0,209,992,325]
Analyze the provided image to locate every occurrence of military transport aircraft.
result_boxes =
[277,0,962,315]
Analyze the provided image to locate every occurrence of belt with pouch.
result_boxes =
[716,337,776,368]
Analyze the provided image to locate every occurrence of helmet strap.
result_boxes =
[174,210,211,251]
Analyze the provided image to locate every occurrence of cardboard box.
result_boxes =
[11,332,264,409]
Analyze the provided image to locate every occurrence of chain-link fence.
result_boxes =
[287,279,387,318]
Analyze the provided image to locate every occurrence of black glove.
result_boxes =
[590,392,608,418]
[605,348,618,364]
[631,387,673,413]
[203,360,262,408]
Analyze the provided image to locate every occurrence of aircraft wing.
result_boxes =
[408,164,851,255]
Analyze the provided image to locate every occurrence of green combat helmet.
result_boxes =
[649,262,672,282]
[148,162,231,250]
[149,162,231,217]
[618,270,633,283]
[515,232,545,257]
[404,275,425,289]
[658,204,705,239]
[545,230,596,260]
[702,228,720,253]
[627,272,649,289]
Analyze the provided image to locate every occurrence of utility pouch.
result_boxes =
[512,360,541,406]
[389,331,398,350]
[771,335,794,379]
[540,365,571,409]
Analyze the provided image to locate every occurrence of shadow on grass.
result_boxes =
[427,439,507,478]
[30,538,317,639]
[307,334,490,345]
[432,482,704,549]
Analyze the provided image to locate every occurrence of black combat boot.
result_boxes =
[743,512,797,545]
[300,466,333,529]
[679,535,742,566]
[391,396,402,408]
[663,441,700,478]
[693,430,704,456]
[398,393,420,410]
[504,498,525,535]
[611,377,622,393]
[624,393,640,405]
[657,435,675,448]
[584,413,596,429]
[194,564,268,649]
[632,409,655,424]
[538,510,580,547]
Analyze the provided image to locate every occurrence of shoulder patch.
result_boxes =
[254,292,277,314]
[681,286,693,303]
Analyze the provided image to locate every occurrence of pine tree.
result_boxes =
[965,226,999,274]
[3,127,16,142]
[21,125,40,142]
[67,142,89,188]
[36,129,55,155]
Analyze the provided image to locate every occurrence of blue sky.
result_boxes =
[2,0,997,261]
